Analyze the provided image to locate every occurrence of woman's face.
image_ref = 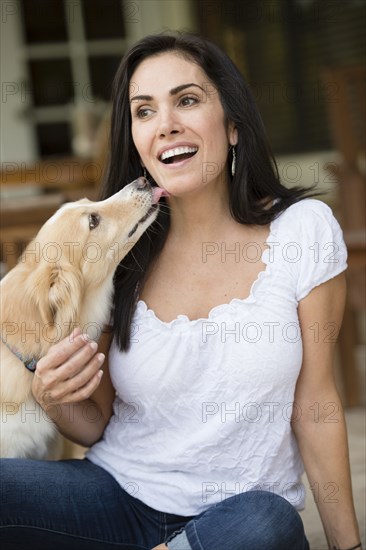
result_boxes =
[129,52,237,197]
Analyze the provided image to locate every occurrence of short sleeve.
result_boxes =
[288,199,348,302]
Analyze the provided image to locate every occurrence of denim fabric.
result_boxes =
[183,491,310,550]
[0,458,309,550]
[166,530,191,549]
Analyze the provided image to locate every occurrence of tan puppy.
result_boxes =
[0,177,167,459]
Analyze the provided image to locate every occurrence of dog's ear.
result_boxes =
[48,264,84,330]
[28,263,83,332]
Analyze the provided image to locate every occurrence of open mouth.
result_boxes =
[159,146,198,164]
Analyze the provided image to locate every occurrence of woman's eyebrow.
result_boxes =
[130,83,205,103]
[169,83,205,96]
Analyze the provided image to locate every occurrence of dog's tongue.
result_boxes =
[152,187,170,204]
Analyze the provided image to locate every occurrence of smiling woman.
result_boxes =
[129,53,237,199]
[0,32,362,550]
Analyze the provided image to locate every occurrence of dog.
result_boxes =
[0,177,168,459]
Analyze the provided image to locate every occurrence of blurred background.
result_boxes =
[0,1,365,546]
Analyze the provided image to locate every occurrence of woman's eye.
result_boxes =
[180,96,198,107]
[136,107,152,119]
[89,213,100,230]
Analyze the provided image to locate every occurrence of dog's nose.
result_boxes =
[135,177,149,189]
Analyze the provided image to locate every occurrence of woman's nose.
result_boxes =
[156,109,182,138]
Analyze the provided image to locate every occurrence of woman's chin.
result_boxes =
[155,177,227,199]
[152,176,205,197]
[155,185,197,198]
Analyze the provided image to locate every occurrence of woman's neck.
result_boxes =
[166,180,235,244]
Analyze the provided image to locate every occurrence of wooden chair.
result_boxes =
[0,109,111,274]
[322,66,366,407]
[0,158,101,266]
[0,193,65,271]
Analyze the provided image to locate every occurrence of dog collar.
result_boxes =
[0,336,37,372]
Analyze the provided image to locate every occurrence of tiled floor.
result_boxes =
[300,407,366,549]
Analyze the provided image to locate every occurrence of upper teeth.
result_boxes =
[160,146,198,161]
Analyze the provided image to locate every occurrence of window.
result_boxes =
[19,0,126,158]
[88,55,122,101]
[29,59,74,106]
[81,0,126,40]
[22,0,68,43]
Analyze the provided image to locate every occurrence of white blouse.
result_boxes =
[87,199,348,515]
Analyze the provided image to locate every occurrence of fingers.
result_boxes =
[56,364,104,405]
[33,328,105,407]
[37,327,90,369]
[38,363,104,406]
[50,351,105,403]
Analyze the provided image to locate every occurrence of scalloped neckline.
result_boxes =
[136,217,278,328]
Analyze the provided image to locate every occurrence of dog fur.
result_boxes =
[0,178,163,459]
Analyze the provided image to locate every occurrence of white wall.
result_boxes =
[0,0,37,163]
[275,150,341,205]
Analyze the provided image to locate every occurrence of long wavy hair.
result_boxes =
[101,31,321,351]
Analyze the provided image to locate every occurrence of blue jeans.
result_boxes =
[0,458,309,550]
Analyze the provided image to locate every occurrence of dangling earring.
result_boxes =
[143,167,147,179]
[231,146,236,177]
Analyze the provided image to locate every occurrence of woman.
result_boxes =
[0,33,361,550]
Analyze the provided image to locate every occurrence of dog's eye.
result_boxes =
[88,213,100,230]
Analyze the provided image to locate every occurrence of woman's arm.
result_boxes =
[32,328,115,447]
[292,273,361,549]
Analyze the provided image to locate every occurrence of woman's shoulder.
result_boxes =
[273,198,339,236]
[280,197,333,218]
[272,198,347,302]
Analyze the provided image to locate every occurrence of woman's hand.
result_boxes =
[32,327,105,410]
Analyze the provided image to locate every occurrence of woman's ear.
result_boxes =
[228,123,238,146]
